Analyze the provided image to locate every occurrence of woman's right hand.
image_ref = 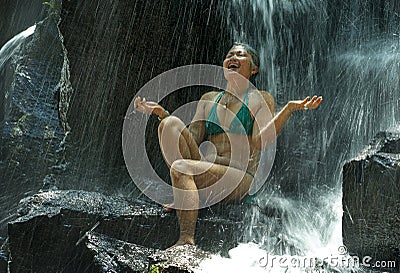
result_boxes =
[134,96,165,117]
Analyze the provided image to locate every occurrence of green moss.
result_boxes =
[148,264,160,273]
[42,1,61,13]
[17,114,30,125]
[10,114,30,137]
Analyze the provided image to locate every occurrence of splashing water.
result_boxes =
[198,193,348,272]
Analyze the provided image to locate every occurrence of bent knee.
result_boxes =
[170,159,190,178]
[158,116,184,136]
[159,116,181,130]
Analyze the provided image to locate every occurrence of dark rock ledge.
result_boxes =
[148,245,211,273]
[5,190,254,272]
[0,244,7,273]
[78,232,155,272]
[342,130,400,268]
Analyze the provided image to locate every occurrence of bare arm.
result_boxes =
[134,92,216,146]
[133,96,169,118]
[188,92,217,145]
[252,95,323,150]
[259,91,276,115]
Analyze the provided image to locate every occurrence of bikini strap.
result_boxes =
[244,89,249,105]
[215,91,225,103]
[208,91,225,120]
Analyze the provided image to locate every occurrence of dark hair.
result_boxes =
[229,42,260,83]
[231,42,260,68]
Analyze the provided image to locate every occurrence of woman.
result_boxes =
[134,43,323,247]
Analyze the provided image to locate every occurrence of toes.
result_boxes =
[162,204,174,213]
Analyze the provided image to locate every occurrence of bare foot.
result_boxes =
[166,238,195,250]
[162,203,174,213]
[174,238,195,246]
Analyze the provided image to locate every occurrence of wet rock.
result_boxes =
[342,130,400,265]
[95,201,254,253]
[0,250,7,273]
[7,190,256,272]
[0,14,66,244]
[148,245,211,273]
[0,237,8,272]
[80,232,155,273]
[369,131,400,154]
[7,190,156,272]
[40,174,60,192]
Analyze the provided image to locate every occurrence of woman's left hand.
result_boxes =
[288,95,323,112]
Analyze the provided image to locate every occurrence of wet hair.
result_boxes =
[230,42,260,68]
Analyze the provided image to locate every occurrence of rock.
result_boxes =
[148,245,211,273]
[0,14,67,242]
[7,190,157,272]
[80,232,155,273]
[0,249,7,273]
[7,190,258,272]
[342,130,400,266]
[370,131,400,154]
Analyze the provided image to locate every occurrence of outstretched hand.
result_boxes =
[134,96,163,116]
[288,95,323,112]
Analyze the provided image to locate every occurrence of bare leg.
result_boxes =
[158,117,202,245]
[170,166,198,246]
[158,116,201,214]
[168,159,253,247]
[158,116,200,166]
[158,116,253,247]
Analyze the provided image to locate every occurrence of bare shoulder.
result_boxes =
[200,91,219,101]
[195,91,219,114]
[258,90,274,103]
[250,90,275,114]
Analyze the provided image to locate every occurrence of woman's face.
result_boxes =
[223,45,258,81]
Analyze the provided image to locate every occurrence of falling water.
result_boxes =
[199,0,400,272]
[0,26,36,72]
[0,25,36,124]
[225,0,277,94]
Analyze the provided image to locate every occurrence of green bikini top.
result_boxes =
[205,91,254,136]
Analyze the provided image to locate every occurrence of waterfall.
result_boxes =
[0,26,36,70]
[0,25,36,124]
[199,0,400,272]
[226,0,276,94]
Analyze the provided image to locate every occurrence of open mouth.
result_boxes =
[228,63,240,70]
